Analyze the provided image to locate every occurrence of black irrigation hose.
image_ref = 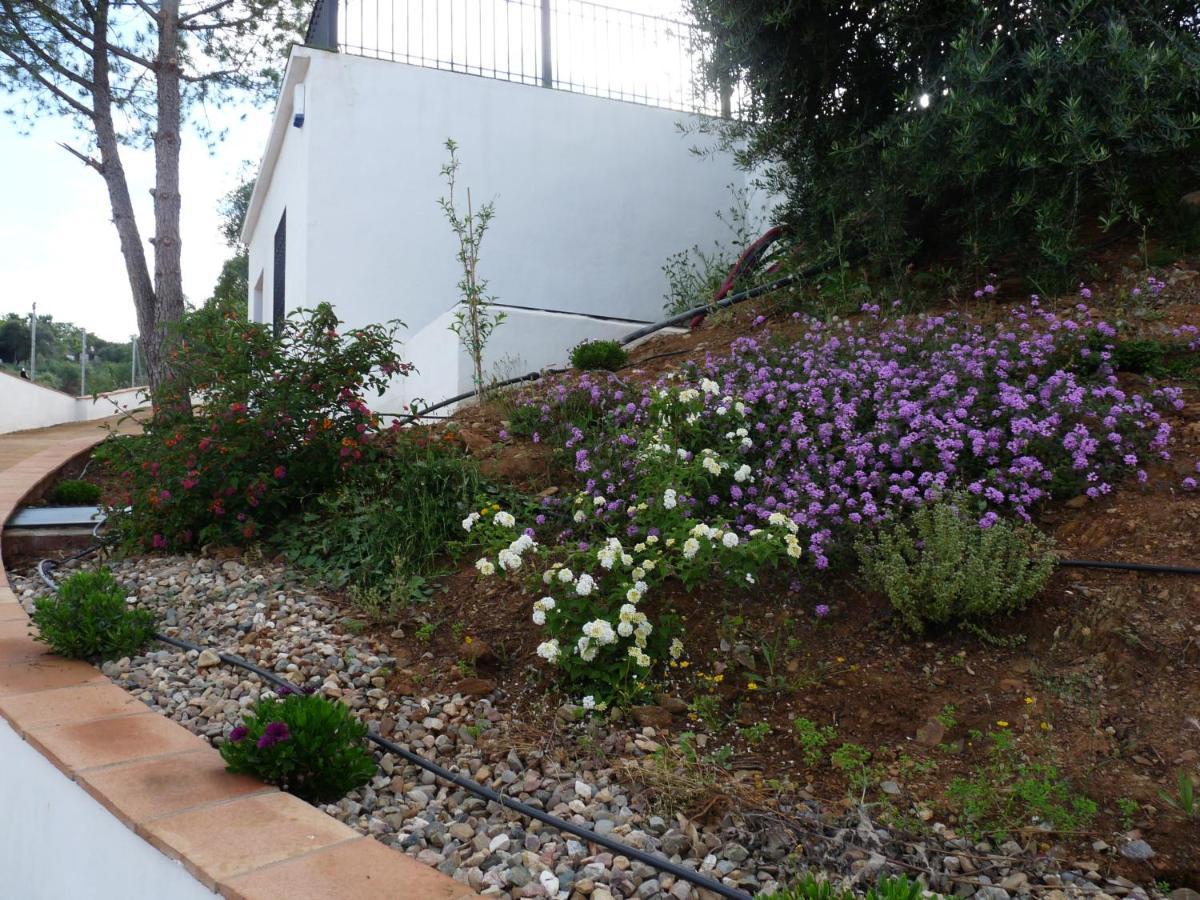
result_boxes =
[395,260,835,427]
[1057,558,1200,576]
[34,549,755,900]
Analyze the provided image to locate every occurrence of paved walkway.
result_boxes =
[0,416,137,473]
[0,415,476,899]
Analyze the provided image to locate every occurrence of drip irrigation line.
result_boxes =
[34,551,753,900]
[395,257,834,427]
[1056,558,1200,576]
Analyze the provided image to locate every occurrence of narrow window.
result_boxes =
[252,271,264,323]
[273,211,287,337]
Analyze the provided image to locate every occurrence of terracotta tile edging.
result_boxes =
[0,430,475,899]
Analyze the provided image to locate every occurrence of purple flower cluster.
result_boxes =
[518,302,1188,567]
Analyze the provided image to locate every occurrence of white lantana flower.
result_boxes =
[536,639,560,662]
[669,638,684,660]
[733,464,752,483]
[573,510,586,523]
[581,695,596,710]
[575,573,596,596]
[722,532,739,548]
[475,558,496,576]
[462,512,481,532]
[557,568,574,584]
[493,510,516,528]
[662,489,677,510]
[682,538,700,559]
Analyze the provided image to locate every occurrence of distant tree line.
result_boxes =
[0,312,135,396]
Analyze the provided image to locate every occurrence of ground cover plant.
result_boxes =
[470,294,1189,703]
[32,569,156,661]
[219,689,376,804]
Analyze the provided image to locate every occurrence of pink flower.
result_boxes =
[151,534,167,549]
[273,466,287,479]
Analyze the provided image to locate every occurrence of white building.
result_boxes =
[242,0,762,415]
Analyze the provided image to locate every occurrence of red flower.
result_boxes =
[273,466,287,479]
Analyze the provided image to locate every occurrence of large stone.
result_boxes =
[455,677,497,697]
[916,719,946,747]
[630,706,673,729]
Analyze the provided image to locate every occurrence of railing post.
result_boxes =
[540,0,553,88]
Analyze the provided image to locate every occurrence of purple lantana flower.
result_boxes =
[814,604,830,618]
[228,725,248,743]
[256,721,291,749]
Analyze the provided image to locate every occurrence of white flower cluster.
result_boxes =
[497,531,536,571]
[532,596,556,626]
[462,512,481,532]
[768,511,803,558]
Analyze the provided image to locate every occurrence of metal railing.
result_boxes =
[306,0,734,116]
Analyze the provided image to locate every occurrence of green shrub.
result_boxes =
[692,0,1200,275]
[96,303,407,550]
[274,433,484,600]
[569,339,628,372]
[857,498,1056,634]
[219,691,376,804]
[48,479,102,506]
[31,569,156,661]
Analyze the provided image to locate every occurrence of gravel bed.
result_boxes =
[10,555,1175,900]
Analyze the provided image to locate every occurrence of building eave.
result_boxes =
[240,47,313,244]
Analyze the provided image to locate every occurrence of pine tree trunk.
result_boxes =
[91,1,157,376]
[149,0,188,412]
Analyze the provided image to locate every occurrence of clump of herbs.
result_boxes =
[31,568,156,661]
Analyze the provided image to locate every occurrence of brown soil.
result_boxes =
[356,255,1200,887]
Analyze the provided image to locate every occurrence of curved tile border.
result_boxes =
[0,431,474,899]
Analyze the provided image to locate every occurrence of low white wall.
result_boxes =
[0,374,146,434]
[386,305,646,415]
[0,717,213,900]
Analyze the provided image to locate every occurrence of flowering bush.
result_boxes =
[469,298,1192,701]
[98,303,409,550]
[465,495,804,705]
[857,495,1057,634]
[219,691,375,804]
[510,299,1184,566]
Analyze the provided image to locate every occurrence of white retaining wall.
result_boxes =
[0,717,213,900]
[0,373,146,434]
[244,46,768,411]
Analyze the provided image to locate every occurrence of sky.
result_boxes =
[0,0,689,345]
[0,102,271,343]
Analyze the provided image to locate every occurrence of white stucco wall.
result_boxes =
[390,305,647,415]
[244,46,766,409]
[0,717,213,900]
[0,374,146,434]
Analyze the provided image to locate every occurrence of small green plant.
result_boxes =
[793,717,837,767]
[758,873,938,900]
[1159,769,1197,819]
[857,496,1056,634]
[219,690,376,804]
[569,339,628,372]
[415,621,437,643]
[1116,796,1140,829]
[738,722,772,745]
[936,704,958,730]
[48,479,101,505]
[688,694,723,731]
[830,742,875,795]
[946,729,1096,839]
[31,569,156,662]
